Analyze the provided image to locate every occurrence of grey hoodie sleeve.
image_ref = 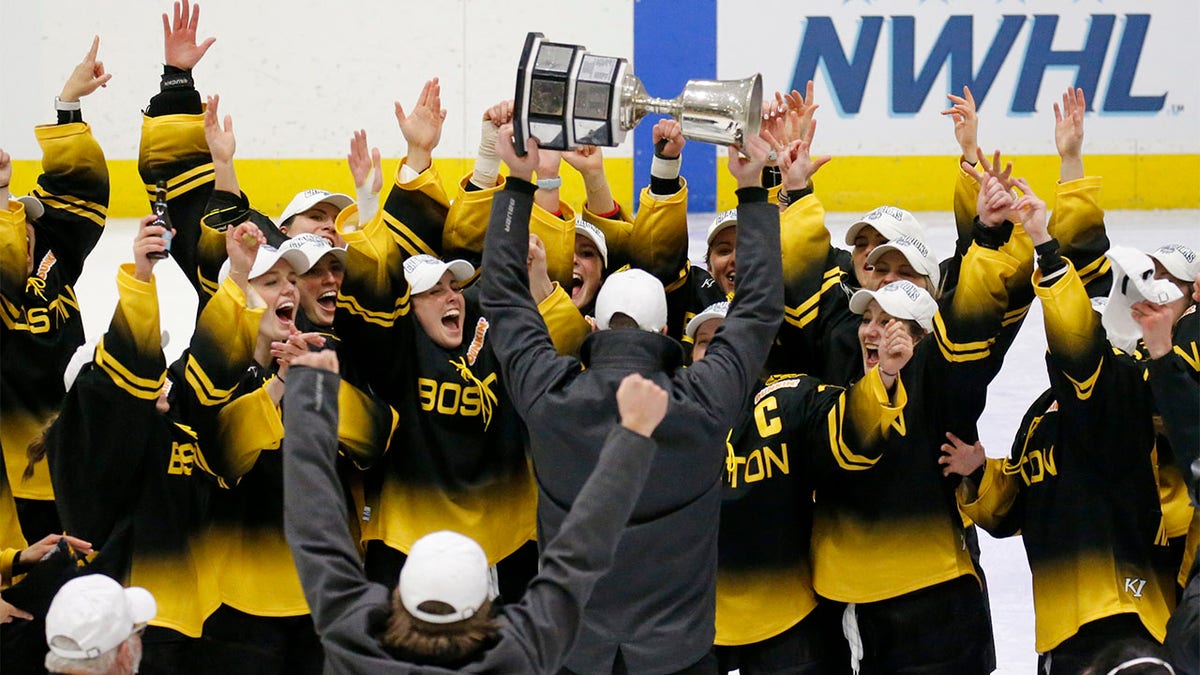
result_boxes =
[478,424,658,673]
[282,366,392,656]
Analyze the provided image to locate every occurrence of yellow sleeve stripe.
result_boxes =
[94,339,165,400]
[784,268,843,329]
[198,273,219,296]
[932,313,993,362]
[827,398,880,471]
[663,262,690,294]
[381,212,437,258]
[183,354,238,407]
[1064,358,1104,401]
[1001,304,1031,327]
[0,295,22,325]
[1075,255,1110,285]
[31,192,106,228]
[142,163,215,199]
[335,293,408,327]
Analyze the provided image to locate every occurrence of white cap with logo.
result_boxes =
[865,234,942,290]
[276,233,348,274]
[1147,243,1200,284]
[403,254,475,295]
[593,268,668,332]
[685,301,730,340]
[45,574,157,660]
[278,189,354,225]
[398,531,498,625]
[1102,246,1186,352]
[217,243,308,285]
[575,218,609,268]
[706,209,738,246]
[849,280,938,332]
[844,206,927,246]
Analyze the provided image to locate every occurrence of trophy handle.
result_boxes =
[621,73,763,147]
[511,32,545,157]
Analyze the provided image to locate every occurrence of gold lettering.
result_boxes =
[460,384,481,417]
[26,307,50,333]
[764,443,789,478]
[754,396,782,438]
[168,442,196,476]
[745,449,765,483]
[436,382,462,415]
[418,378,437,411]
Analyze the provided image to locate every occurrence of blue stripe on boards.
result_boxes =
[633,0,717,211]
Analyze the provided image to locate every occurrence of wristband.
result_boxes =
[161,66,195,91]
[54,97,81,111]
[536,176,563,190]
[650,155,681,181]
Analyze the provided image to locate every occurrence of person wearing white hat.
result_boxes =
[843,205,930,290]
[684,300,909,674]
[0,38,114,560]
[945,183,1185,673]
[44,575,157,675]
[482,124,783,674]
[282,348,669,672]
[37,217,270,674]
[276,233,348,334]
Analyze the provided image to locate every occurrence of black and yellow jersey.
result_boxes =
[0,451,25,587]
[716,370,902,646]
[333,178,549,565]
[47,264,224,637]
[1,123,107,502]
[811,238,1024,604]
[138,87,215,297]
[960,263,1184,652]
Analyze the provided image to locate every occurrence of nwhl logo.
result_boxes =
[1124,577,1147,599]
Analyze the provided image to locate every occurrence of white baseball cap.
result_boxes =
[685,301,730,339]
[45,575,156,660]
[11,195,45,221]
[217,244,307,284]
[277,233,347,274]
[1102,246,1185,353]
[278,189,354,225]
[706,209,738,245]
[849,280,938,332]
[1147,243,1200,284]
[403,254,475,295]
[866,234,942,291]
[594,268,668,332]
[575,218,609,268]
[398,531,497,625]
[844,206,927,246]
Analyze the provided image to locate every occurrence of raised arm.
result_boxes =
[479,127,577,411]
[680,133,784,417]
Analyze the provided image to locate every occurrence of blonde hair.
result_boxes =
[380,591,498,667]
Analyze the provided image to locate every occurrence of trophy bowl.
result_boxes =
[513,32,762,155]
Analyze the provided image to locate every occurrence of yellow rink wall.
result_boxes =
[8,154,1196,219]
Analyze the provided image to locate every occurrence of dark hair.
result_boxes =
[606,312,640,330]
[380,592,498,667]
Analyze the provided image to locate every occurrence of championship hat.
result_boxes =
[1147,243,1200,284]
[575,218,609,268]
[217,243,308,285]
[849,280,938,332]
[45,575,156,660]
[1102,246,1185,353]
[844,206,927,246]
[865,234,942,291]
[278,189,353,225]
[593,268,668,332]
[276,233,347,274]
[706,209,738,246]
[398,531,497,625]
[403,254,475,295]
[685,301,730,340]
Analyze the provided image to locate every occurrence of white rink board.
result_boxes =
[720,0,1200,155]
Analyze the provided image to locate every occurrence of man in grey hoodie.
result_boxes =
[282,348,668,674]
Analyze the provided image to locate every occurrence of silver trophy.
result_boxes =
[513,32,762,155]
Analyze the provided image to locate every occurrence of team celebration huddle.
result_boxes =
[1,2,1196,674]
